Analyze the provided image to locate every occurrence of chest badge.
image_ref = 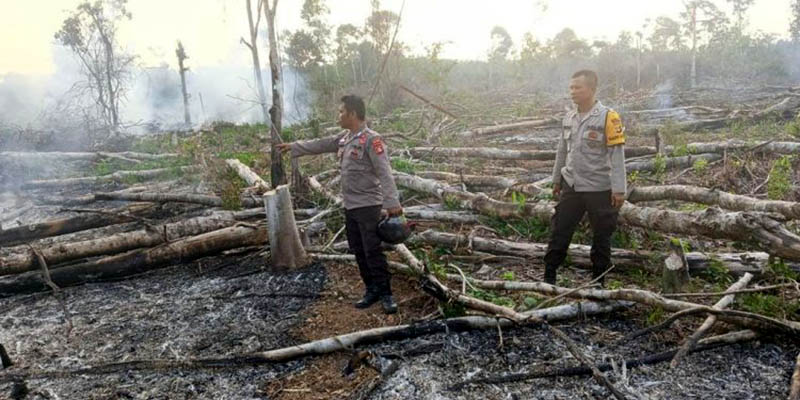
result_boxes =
[588,130,599,140]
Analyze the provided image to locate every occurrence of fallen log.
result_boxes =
[0,203,153,248]
[0,151,179,164]
[35,181,178,206]
[670,273,753,368]
[408,146,656,161]
[0,300,628,381]
[225,159,269,192]
[394,173,800,260]
[455,119,559,138]
[628,185,800,220]
[95,192,262,208]
[0,225,267,296]
[22,166,195,189]
[671,140,800,156]
[625,153,721,173]
[442,276,800,336]
[0,216,241,276]
[417,171,517,189]
[412,229,794,275]
[404,207,481,224]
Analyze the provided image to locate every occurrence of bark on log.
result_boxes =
[22,166,195,189]
[443,276,800,335]
[263,185,308,270]
[412,229,794,275]
[455,119,559,138]
[225,159,269,192]
[0,216,240,276]
[628,185,800,220]
[667,140,800,155]
[394,173,800,260]
[0,225,267,296]
[404,207,481,224]
[408,146,656,161]
[670,273,753,368]
[417,171,517,189]
[0,151,178,164]
[95,192,262,208]
[0,204,153,248]
[35,181,178,206]
[625,153,721,173]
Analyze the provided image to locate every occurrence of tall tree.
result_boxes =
[726,0,755,31]
[680,0,728,88]
[54,0,135,136]
[241,0,270,124]
[175,41,191,126]
[488,26,513,62]
[791,0,800,43]
[285,0,330,70]
[264,0,287,187]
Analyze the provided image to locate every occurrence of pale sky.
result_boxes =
[0,0,793,76]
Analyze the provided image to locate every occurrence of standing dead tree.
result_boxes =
[264,0,288,188]
[175,41,191,127]
[54,0,136,136]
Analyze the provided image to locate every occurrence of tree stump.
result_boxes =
[263,185,308,270]
[663,239,690,293]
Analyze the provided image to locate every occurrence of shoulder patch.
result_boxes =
[605,110,625,146]
[372,137,385,154]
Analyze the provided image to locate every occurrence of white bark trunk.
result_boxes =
[225,158,269,191]
[263,185,308,269]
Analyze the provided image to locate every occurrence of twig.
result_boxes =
[663,283,797,298]
[27,245,73,336]
[545,322,629,400]
[535,266,615,310]
[366,0,406,108]
[322,225,346,251]
[397,84,458,119]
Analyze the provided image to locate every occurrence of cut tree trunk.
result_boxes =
[662,239,690,293]
[36,180,179,206]
[225,159,269,192]
[668,140,800,155]
[0,216,240,276]
[0,225,267,296]
[263,185,308,270]
[625,153,721,173]
[22,166,195,189]
[0,151,178,164]
[394,173,800,260]
[417,171,517,190]
[628,185,800,220]
[0,204,153,248]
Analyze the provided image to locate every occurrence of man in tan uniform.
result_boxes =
[277,95,402,314]
[544,70,627,286]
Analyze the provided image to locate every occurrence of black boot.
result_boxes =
[592,266,607,288]
[355,289,381,309]
[381,294,397,314]
[544,265,557,285]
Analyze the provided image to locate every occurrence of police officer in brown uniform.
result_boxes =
[277,95,402,314]
[543,70,627,286]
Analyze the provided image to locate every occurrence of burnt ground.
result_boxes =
[0,252,798,400]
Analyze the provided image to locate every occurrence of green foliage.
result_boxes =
[522,295,543,309]
[767,155,794,200]
[468,288,515,308]
[652,154,667,177]
[443,195,462,211]
[692,158,708,174]
[738,293,800,319]
[441,302,466,318]
[700,257,733,285]
[501,271,515,281]
[391,158,417,174]
[671,143,690,157]
[767,257,800,281]
[612,229,640,250]
[481,215,550,242]
[607,279,624,290]
[510,191,527,211]
[646,306,666,326]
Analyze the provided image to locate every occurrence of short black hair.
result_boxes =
[571,70,598,90]
[340,95,366,121]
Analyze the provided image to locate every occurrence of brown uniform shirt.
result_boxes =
[291,125,401,210]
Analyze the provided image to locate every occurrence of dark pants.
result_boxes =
[544,184,619,278]
[345,205,391,296]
